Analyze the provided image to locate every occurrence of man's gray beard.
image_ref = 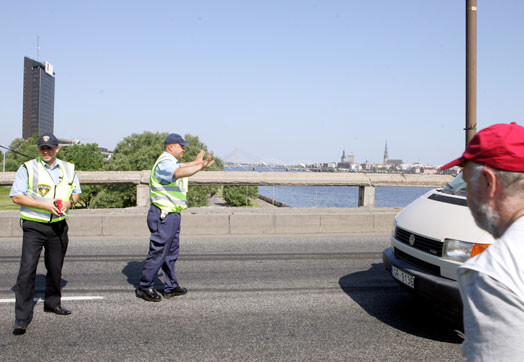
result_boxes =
[468,196,501,238]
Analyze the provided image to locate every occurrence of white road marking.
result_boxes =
[0,296,104,303]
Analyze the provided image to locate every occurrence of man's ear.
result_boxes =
[481,167,497,198]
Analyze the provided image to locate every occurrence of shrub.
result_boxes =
[223,185,258,207]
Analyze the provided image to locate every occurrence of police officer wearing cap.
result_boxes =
[10,133,81,335]
[137,133,214,302]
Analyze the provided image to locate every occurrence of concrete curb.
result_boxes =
[0,207,401,238]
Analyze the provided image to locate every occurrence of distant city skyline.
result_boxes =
[222,144,435,167]
[1,1,523,165]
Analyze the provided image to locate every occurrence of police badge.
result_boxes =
[38,184,51,197]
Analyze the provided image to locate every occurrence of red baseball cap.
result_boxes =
[440,122,524,171]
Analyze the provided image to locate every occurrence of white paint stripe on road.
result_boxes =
[0,296,104,303]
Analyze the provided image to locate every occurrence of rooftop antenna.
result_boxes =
[36,35,40,61]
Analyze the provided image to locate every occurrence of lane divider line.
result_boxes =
[0,296,104,303]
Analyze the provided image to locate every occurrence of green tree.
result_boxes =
[95,132,168,209]
[90,185,136,209]
[223,185,258,207]
[4,136,39,171]
[181,134,224,207]
[70,184,103,209]
[60,144,105,171]
[106,132,166,171]
[60,144,106,208]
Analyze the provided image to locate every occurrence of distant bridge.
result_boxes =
[221,148,298,169]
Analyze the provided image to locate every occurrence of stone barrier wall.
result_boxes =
[1,170,443,237]
[0,207,400,238]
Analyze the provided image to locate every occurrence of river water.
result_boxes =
[225,167,435,208]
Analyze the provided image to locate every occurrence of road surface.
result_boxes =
[0,233,463,361]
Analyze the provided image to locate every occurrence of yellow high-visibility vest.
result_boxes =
[149,153,188,213]
[20,157,75,223]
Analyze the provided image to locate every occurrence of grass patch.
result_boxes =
[0,186,18,210]
[250,199,263,208]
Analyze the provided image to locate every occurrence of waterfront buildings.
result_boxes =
[383,141,403,167]
[22,57,55,139]
[340,150,354,163]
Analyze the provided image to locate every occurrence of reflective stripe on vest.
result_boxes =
[149,153,188,213]
[20,158,76,223]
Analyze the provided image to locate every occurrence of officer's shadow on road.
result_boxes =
[10,274,68,295]
[122,261,164,291]
[339,263,463,344]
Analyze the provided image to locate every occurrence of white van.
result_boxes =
[382,173,493,321]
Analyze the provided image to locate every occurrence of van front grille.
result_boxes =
[394,247,441,275]
[395,227,443,257]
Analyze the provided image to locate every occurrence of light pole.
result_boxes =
[465,0,477,146]
[0,145,7,172]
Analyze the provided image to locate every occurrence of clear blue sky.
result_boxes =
[1,1,523,165]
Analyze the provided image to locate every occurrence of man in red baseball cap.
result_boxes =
[441,122,524,360]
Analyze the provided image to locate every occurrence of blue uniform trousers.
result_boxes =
[139,205,181,292]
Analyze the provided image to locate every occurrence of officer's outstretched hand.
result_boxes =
[203,151,215,169]
[195,150,206,162]
[195,150,215,169]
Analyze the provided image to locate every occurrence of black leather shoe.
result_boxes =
[44,305,72,315]
[137,288,162,302]
[163,286,187,299]
[13,320,27,335]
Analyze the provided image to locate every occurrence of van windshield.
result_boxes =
[441,172,467,196]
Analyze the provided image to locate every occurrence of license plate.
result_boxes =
[391,266,415,289]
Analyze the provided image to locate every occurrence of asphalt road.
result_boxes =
[0,234,464,361]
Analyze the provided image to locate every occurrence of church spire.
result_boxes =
[383,141,389,165]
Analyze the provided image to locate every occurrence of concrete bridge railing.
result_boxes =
[0,171,454,207]
[0,171,455,237]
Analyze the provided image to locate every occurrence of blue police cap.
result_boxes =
[164,133,190,146]
[38,133,59,148]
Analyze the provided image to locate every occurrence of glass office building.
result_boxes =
[22,57,55,139]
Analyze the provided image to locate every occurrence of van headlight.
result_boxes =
[390,219,397,247]
[443,239,491,262]
[391,219,397,236]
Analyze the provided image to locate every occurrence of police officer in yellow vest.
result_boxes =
[10,133,81,334]
[137,133,214,302]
